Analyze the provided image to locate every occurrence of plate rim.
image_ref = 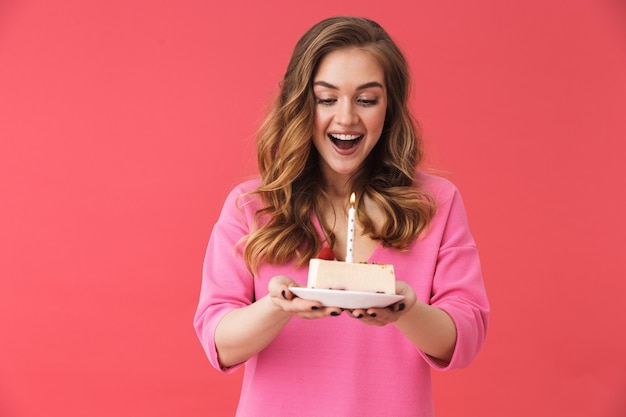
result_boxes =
[288,286,403,309]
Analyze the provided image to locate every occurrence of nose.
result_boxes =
[335,100,358,126]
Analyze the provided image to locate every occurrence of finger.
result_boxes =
[268,275,296,298]
[366,308,380,319]
[349,308,366,319]
[281,287,293,301]
[365,308,396,325]
[295,306,342,319]
[394,301,406,313]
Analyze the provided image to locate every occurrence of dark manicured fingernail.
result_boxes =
[281,290,287,299]
[330,311,340,316]
[369,313,377,318]
[398,303,405,312]
[311,306,320,310]
[355,313,363,319]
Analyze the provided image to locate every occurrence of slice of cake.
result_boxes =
[307,259,396,294]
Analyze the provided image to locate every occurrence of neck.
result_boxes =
[322,172,355,200]
[326,183,352,200]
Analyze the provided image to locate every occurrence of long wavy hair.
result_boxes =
[243,16,436,274]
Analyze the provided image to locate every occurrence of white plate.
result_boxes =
[289,287,404,309]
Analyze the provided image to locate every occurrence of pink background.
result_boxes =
[1,0,625,416]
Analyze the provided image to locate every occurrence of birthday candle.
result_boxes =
[345,192,356,263]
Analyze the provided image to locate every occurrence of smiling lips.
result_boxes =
[328,133,364,150]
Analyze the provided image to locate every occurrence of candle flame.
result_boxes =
[349,192,355,205]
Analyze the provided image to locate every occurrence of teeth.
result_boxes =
[330,133,361,141]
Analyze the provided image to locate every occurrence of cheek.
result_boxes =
[377,107,388,129]
[311,118,325,147]
[313,112,328,135]
[368,112,387,134]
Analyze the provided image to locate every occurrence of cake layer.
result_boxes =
[307,259,396,294]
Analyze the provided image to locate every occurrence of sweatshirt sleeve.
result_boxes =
[193,182,259,373]
[423,183,490,371]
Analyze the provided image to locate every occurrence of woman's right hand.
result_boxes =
[214,276,344,368]
[268,275,343,319]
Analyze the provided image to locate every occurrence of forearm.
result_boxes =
[215,295,293,368]
[393,301,457,363]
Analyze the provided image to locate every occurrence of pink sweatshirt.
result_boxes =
[194,172,489,417]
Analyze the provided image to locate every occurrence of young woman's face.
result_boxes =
[312,47,387,185]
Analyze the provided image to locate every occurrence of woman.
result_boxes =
[194,16,489,417]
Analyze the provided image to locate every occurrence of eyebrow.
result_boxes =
[313,80,384,90]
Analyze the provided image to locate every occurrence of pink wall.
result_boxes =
[1,0,625,416]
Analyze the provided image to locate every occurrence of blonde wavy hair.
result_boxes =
[243,16,436,273]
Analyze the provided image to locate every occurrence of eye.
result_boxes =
[316,97,336,106]
[357,98,379,106]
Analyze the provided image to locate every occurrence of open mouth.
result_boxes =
[328,133,364,150]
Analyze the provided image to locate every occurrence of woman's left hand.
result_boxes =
[347,280,417,326]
